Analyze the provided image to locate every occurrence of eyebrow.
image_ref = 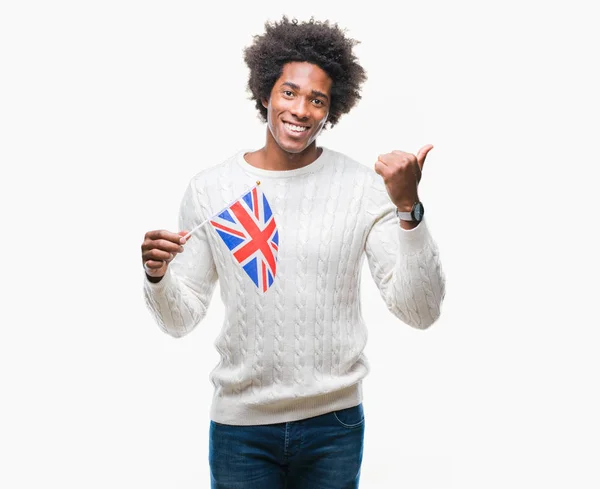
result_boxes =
[281,82,329,101]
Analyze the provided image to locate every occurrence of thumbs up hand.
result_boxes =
[374,144,433,212]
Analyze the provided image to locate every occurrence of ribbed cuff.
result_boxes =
[143,267,173,292]
[397,216,432,255]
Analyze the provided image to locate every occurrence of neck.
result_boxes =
[245,129,322,171]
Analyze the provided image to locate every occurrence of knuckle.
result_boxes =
[149,249,167,261]
[155,230,169,242]
[401,161,410,170]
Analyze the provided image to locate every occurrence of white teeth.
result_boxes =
[284,122,308,132]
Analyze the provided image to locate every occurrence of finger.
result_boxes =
[377,154,394,166]
[416,144,434,170]
[386,151,417,166]
[143,248,175,262]
[178,230,189,244]
[151,238,185,254]
[144,260,166,270]
[374,160,388,177]
[145,229,187,245]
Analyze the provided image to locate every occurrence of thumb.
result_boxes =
[416,144,434,170]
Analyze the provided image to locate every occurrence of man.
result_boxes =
[141,16,445,489]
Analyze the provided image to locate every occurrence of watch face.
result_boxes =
[412,202,424,221]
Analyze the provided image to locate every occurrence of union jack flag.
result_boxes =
[209,185,279,293]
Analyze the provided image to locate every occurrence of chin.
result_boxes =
[274,139,307,154]
[280,144,307,154]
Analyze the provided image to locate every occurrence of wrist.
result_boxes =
[146,272,164,284]
[393,193,419,213]
[399,219,420,230]
[394,203,414,213]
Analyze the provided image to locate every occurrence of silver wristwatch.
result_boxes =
[396,201,424,222]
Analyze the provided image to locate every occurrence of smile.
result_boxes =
[283,122,309,133]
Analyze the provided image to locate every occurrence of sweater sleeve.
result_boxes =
[364,176,445,329]
[143,178,218,338]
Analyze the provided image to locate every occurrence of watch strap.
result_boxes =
[395,208,413,221]
[395,201,424,222]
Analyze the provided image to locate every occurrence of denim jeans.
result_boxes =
[209,403,365,489]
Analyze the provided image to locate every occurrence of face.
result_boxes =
[262,62,332,154]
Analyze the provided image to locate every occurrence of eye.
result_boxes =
[283,90,294,97]
[312,99,323,105]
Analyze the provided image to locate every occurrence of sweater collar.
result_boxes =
[237,147,328,179]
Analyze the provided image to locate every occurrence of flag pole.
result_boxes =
[182,181,261,241]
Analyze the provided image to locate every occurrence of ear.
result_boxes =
[261,98,269,109]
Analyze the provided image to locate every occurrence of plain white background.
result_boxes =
[1,1,599,488]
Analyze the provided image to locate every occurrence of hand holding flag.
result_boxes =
[141,181,280,292]
[141,229,187,281]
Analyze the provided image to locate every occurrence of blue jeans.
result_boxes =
[209,403,365,489]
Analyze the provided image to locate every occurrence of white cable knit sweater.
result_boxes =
[143,147,445,425]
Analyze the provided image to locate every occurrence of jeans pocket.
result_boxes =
[333,403,365,428]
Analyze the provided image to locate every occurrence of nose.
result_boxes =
[290,97,310,120]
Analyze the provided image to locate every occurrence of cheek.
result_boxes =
[315,112,329,131]
[268,99,284,119]
[266,100,276,125]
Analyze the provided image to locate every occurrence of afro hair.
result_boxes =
[243,16,367,128]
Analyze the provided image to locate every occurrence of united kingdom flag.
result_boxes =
[209,185,279,293]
